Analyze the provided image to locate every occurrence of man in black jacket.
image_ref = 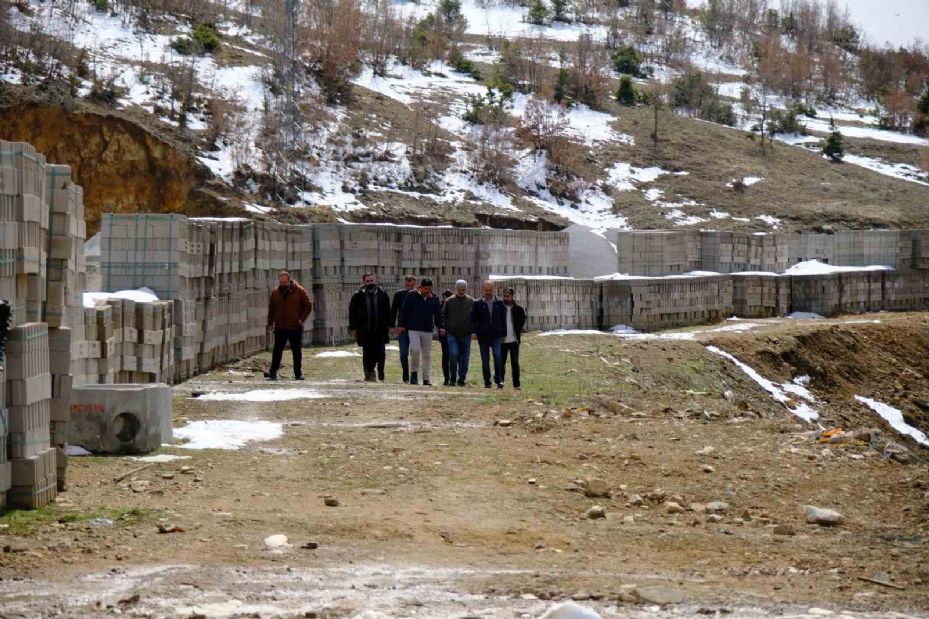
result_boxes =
[398,278,445,386]
[470,280,506,388]
[390,275,417,383]
[500,287,527,390]
[349,272,391,382]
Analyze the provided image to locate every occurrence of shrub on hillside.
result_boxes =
[822,119,844,162]
[615,74,636,105]
[449,49,481,80]
[192,23,222,53]
[610,44,648,78]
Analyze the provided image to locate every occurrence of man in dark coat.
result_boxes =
[349,272,391,382]
[439,289,453,385]
[390,275,417,383]
[500,287,527,390]
[470,280,506,388]
[266,271,313,381]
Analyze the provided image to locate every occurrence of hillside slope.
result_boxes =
[1,0,927,234]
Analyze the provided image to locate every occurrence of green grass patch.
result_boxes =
[0,505,159,536]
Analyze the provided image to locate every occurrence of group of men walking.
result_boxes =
[351,273,525,388]
[265,271,526,387]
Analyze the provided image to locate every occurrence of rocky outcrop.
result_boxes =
[0,101,237,233]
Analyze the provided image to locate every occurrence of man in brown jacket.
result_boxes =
[265,271,312,381]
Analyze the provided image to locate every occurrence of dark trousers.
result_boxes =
[478,337,502,386]
[398,331,410,381]
[501,341,520,388]
[359,331,386,376]
[270,328,303,377]
[439,335,450,382]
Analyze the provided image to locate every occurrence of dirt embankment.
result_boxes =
[0,99,242,234]
[710,316,929,439]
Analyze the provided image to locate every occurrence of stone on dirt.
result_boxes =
[583,478,611,498]
[665,501,685,514]
[705,501,729,514]
[585,505,606,519]
[264,534,290,548]
[538,601,602,619]
[773,524,797,536]
[804,506,844,526]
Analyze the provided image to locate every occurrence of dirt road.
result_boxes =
[1,313,927,618]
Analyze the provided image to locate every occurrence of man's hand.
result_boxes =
[351,329,357,338]
[298,320,304,327]
[438,329,446,336]
[472,334,477,341]
[268,323,274,330]
[397,327,406,334]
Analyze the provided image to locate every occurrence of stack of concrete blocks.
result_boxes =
[883,270,929,311]
[626,275,734,331]
[699,232,789,273]
[731,274,790,318]
[913,230,929,270]
[5,323,57,509]
[1,141,89,509]
[616,230,702,277]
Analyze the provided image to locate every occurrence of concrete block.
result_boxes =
[68,383,172,453]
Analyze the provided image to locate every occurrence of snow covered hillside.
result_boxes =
[1,0,927,233]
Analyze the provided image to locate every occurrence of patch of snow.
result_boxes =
[128,454,192,463]
[706,345,819,422]
[785,260,892,275]
[802,117,929,146]
[713,81,747,98]
[393,0,609,41]
[538,329,609,337]
[244,203,273,214]
[855,396,928,446]
[490,274,574,281]
[842,154,929,187]
[315,351,361,358]
[173,420,284,450]
[194,389,327,402]
[774,133,820,146]
[787,312,825,319]
[65,445,92,456]
[742,176,763,186]
[756,215,781,228]
[606,163,670,191]
[709,209,731,219]
[83,288,159,308]
[511,94,633,146]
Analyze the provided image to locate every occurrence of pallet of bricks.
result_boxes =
[0,140,86,509]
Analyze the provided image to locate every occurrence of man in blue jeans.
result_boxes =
[442,279,474,386]
[470,280,506,388]
[390,275,416,383]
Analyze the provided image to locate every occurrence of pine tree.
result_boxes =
[822,118,844,162]
[553,67,570,105]
[917,86,929,115]
[526,0,550,25]
[615,74,636,105]
[552,0,571,23]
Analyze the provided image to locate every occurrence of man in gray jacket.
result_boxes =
[441,279,474,386]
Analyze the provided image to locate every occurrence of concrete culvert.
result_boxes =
[114,412,141,443]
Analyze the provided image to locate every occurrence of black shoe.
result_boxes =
[294,373,305,381]
[443,380,450,386]
[457,380,466,387]
[265,372,277,381]
[484,382,491,388]
[514,386,521,391]
[378,370,385,382]
[410,372,418,385]
[402,372,409,384]
[423,380,432,386]
[365,371,376,382]
[496,383,504,389]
